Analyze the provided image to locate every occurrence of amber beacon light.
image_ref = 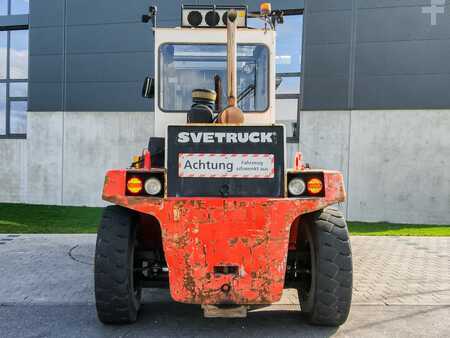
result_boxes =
[260,3,272,16]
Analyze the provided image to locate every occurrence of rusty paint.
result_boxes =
[102,169,346,305]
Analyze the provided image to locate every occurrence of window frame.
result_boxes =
[157,42,271,114]
[248,11,304,143]
[0,19,28,139]
[1,0,29,16]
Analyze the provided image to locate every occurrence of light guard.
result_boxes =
[181,5,247,28]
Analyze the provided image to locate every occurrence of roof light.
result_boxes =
[187,11,202,27]
[182,5,247,28]
[260,3,272,16]
[205,10,220,27]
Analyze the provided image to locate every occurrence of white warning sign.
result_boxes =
[178,153,275,178]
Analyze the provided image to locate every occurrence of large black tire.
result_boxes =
[94,206,142,324]
[296,207,352,326]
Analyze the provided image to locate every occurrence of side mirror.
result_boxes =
[142,77,154,98]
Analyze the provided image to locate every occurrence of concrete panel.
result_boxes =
[353,74,450,109]
[66,23,152,54]
[304,43,350,77]
[65,82,153,112]
[307,0,352,12]
[66,52,154,82]
[67,0,184,25]
[305,10,352,44]
[357,5,450,42]
[358,0,429,8]
[26,111,63,205]
[356,39,450,76]
[28,82,63,112]
[299,110,351,214]
[29,0,64,27]
[302,76,349,110]
[62,111,154,206]
[347,110,450,224]
[0,140,27,203]
[29,54,64,83]
[29,27,63,55]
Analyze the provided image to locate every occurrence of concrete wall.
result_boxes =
[0,139,27,203]
[299,110,450,224]
[1,109,449,225]
[25,111,154,206]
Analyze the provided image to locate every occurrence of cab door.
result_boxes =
[274,14,304,168]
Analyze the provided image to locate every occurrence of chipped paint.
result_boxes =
[102,169,346,305]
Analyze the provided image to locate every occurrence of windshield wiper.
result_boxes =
[237,84,256,103]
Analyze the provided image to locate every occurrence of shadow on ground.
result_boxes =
[0,291,338,338]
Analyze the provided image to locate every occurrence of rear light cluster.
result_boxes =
[126,172,165,197]
[287,172,325,198]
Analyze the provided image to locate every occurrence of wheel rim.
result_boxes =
[298,225,316,305]
[130,239,142,305]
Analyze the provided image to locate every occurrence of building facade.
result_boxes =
[0,0,449,224]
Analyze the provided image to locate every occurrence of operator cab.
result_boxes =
[148,7,277,136]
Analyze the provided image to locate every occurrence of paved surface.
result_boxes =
[0,235,449,337]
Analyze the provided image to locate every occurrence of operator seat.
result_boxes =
[187,89,216,123]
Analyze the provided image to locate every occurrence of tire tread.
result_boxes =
[94,206,140,324]
[303,207,353,326]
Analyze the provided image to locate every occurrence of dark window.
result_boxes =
[159,43,270,113]
[0,1,29,138]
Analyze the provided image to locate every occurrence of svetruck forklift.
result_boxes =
[95,3,352,327]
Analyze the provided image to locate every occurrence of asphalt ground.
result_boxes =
[0,235,449,338]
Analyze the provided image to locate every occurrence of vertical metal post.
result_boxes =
[226,10,238,107]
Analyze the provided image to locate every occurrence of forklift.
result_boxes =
[95,3,352,326]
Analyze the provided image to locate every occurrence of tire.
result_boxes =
[94,206,142,324]
[296,207,352,326]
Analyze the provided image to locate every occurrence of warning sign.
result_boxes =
[179,153,275,178]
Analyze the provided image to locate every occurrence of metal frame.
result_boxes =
[153,28,277,137]
[276,71,302,143]
[0,1,29,139]
[157,42,270,114]
[246,9,304,143]
[274,13,304,144]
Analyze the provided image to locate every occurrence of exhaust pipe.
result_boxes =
[227,10,238,107]
[217,10,244,124]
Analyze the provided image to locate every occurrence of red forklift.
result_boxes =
[95,3,352,326]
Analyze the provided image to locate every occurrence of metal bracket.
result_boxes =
[142,6,157,29]
[202,305,248,318]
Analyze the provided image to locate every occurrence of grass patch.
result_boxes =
[0,203,101,234]
[0,203,449,236]
[348,222,450,236]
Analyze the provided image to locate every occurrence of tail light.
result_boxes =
[287,172,325,198]
[306,178,324,195]
[126,177,143,194]
[126,172,165,197]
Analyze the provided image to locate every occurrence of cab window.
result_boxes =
[159,44,269,112]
